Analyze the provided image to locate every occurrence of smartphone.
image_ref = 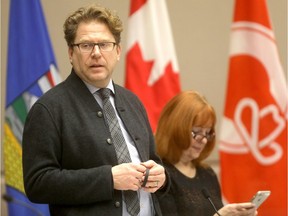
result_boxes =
[250,190,271,209]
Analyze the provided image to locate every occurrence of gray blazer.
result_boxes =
[22,70,167,216]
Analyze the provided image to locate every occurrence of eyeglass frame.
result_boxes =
[191,131,215,142]
[71,42,117,53]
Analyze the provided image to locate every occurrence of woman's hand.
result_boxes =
[217,202,257,216]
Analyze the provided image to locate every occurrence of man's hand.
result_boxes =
[140,160,166,193]
[111,163,146,191]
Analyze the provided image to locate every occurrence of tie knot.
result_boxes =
[98,88,111,100]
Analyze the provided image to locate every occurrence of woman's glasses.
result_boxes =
[191,131,215,142]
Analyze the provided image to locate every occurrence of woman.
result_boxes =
[155,91,257,216]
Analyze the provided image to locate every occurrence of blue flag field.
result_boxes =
[4,0,61,215]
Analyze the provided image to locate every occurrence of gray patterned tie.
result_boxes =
[98,88,140,216]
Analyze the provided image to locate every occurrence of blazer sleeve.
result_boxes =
[22,102,114,205]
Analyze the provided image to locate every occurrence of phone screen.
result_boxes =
[250,190,271,209]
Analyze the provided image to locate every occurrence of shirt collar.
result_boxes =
[84,80,115,95]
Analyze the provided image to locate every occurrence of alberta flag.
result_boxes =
[125,0,181,132]
[3,0,61,215]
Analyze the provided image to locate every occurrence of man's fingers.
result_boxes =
[141,168,150,187]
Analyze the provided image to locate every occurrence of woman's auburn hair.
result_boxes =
[155,90,216,167]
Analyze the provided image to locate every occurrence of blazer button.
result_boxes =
[97,111,103,118]
[106,138,112,145]
[115,201,121,208]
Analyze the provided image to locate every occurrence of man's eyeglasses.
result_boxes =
[72,42,117,53]
[191,131,215,142]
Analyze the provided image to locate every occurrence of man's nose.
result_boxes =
[91,45,101,56]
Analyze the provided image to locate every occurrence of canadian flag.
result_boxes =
[125,0,181,132]
[219,0,287,215]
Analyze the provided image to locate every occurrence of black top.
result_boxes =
[157,162,224,216]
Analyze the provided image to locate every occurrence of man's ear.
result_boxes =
[68,47,73,64]
[116,44,121,61]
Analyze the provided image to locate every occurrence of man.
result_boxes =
[22,4,167,216]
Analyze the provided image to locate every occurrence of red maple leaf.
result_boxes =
[129,0,148,16]
[125,43,181,132]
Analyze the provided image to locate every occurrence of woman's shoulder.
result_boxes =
[163,161,174,171]
[162,162,180,177]
[197,165,217,178]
